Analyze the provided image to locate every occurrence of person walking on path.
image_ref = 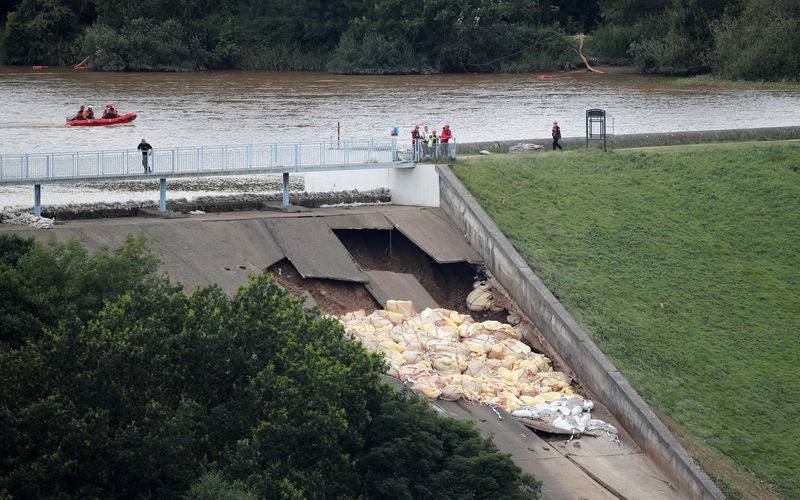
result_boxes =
[138,139,153,173]
[552,121,562,151]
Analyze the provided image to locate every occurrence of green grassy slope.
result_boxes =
[453,143,800,499]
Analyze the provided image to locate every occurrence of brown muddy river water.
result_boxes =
[1,66,799,156]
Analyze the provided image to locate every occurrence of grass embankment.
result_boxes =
[453,143,800,499]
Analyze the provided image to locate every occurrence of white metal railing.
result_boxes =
[0,137,415,183]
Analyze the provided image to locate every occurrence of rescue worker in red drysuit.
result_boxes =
[440,124,453,158]
[103,103,119,118]
[73,105,86,121]
[552,121,562,151]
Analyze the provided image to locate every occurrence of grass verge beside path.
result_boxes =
[453,143,800,499]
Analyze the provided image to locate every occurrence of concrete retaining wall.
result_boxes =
[436,165,725,499]
[459,125,800,152]
[305,165,440,207]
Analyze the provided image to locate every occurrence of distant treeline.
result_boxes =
[0,0,797,80]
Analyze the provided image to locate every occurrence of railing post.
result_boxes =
[369,138,373,164]
[34,184,41,216]
[344,140,349,165]
[294,144,299,171]
[172,148,176,174]
[247,144,252,170]
[392,138,397,162]
[25,154,29,179]
[283,172,289,206]
[199,146,203,171]
[224,145,228,170]
[160,178,167,211]
[46,154,50,178]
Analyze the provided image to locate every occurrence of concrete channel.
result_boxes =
[2,131,751,498]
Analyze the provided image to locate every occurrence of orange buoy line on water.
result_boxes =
[537,75,552,79]
[32,66,48,70]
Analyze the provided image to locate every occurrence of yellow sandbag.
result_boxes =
[386,299,415,317]
[462,339,487,354]
[523,392,564,406]
[441,384,463,401]
[384,349,405,364]
[465,359,488,378]
[487,343,505,360]
[378,340,406,354]
[466,287,493,311]
[402,349,422,363]
[497,367,517,383]
[385,311,404,325]
[435,325,460,341]
[414,384,442,400]
[502,337,532,355]
[433,356,459,375]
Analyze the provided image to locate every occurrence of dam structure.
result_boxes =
[1,134,734,499]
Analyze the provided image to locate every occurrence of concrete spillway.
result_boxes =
[2,201,708,499]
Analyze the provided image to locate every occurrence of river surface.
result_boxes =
[1,66,799,156]
[1,66,799,209]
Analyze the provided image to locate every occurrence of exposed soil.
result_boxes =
[268,226,586,396]
[269,228,508,323]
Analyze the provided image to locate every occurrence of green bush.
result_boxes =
[587,24,636,62]
[327,31,425,75]
[711,0,800,81]
[82,18,209,71]
[0,234,540,499]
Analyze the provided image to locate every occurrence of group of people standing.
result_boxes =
[71,103,119,121]
[411,124,453,160]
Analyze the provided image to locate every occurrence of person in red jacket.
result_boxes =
[440,124,453,158]
[552,121,562,151]
[411,124,422,161]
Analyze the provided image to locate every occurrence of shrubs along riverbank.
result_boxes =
[453,142,800,499]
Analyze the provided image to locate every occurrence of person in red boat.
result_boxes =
[102,103,118,118]
[84,106,95,119]
[71,105,86,121]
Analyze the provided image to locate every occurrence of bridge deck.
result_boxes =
[0,137,456,215]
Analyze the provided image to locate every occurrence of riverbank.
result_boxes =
[452,141,800,499]
[457,125,800,154]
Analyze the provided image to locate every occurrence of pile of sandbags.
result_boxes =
[339,300,579,413]
[0,208,54,229]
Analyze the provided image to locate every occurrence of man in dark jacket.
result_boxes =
[138,139,153,173]
[411,124,422,161]
[552,121,562,151]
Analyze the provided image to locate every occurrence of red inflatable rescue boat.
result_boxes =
[66,113,137,126]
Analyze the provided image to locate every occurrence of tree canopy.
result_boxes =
[1,1,795,79]
[0,233,540,499]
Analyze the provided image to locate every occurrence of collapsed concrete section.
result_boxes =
[2,203,692,499]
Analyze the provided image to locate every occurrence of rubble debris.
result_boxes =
[508,143,544,154]
[0,208,54,229]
